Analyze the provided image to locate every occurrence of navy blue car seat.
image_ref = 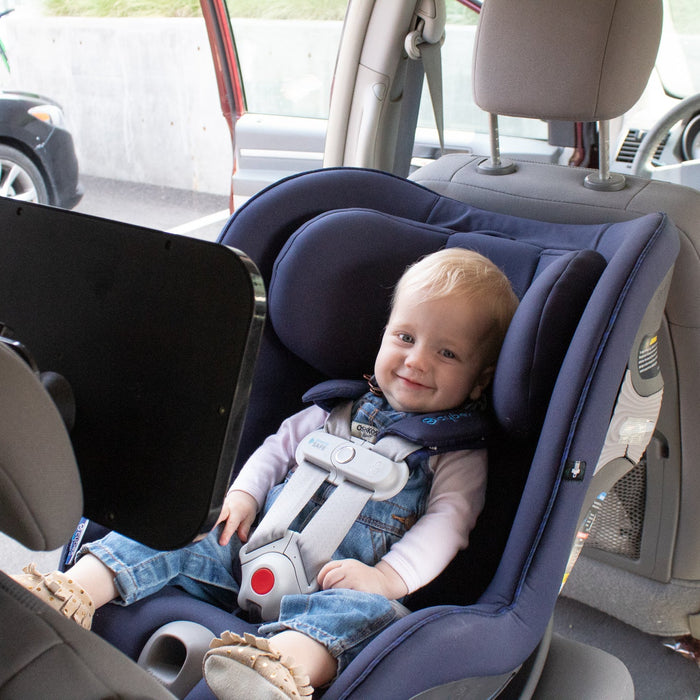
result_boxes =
[81,167,678,698]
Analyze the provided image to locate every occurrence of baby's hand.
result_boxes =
[215,490,258,546]
[317,559,408,599]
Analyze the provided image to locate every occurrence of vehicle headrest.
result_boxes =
[268,208,606,439]
[489,248,607,437]
[473,0,662,121]
[0,342,82,551]
[269,209,444,378]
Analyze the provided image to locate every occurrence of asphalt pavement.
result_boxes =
[73,174,237,242]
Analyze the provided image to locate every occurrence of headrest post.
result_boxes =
[584,120,626,192]
[477,113,517,176]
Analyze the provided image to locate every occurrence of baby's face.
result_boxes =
[374,289,495,414]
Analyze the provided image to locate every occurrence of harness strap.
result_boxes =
[242,401,421,598]
[297,480,371,578]
[245,460,328,552]
[324,400,421,462]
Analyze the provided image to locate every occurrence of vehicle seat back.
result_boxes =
[0,341,175,699]
[0,198,265,551]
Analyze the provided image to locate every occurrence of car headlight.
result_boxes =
[28,104,66,128]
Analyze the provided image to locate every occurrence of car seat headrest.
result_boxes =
[473,0,662,121]
[0,342,82,550]
[269,209,449,378]
[489,248,607,437]
[269,208,607,440]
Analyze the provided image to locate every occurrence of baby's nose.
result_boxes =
[405,346,428,369]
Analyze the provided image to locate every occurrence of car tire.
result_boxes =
[0,144,49,204]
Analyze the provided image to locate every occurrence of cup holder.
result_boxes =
[137,620,214,697]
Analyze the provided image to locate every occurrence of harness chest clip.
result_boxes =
[238,429,410,621]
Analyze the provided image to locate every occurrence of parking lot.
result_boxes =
[73,175,235,241]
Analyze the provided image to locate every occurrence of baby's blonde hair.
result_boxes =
[393,248,519,365]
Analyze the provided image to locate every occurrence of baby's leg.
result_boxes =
[13,527,242,629]
[64,552,119,607]
[270,630,337,687]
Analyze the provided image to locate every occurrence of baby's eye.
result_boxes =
[398,332,414,344]
[441,349,456,359]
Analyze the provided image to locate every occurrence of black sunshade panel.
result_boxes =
[0,198,265,550]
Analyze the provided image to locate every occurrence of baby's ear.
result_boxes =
[469,365,495,401]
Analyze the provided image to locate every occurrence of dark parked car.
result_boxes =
[0,90,82,208]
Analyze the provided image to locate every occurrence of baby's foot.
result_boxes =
[11,563,94,629]
[204,631,313,699]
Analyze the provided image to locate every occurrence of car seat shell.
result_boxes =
[83,166,678,697]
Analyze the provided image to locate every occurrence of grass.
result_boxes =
[40,0,473,22]
[42,0,349,19]
[43,0,202,17]
[225,1,347,20]
[39,0,699,31]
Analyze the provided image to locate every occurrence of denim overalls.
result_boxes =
[82,382,490,673]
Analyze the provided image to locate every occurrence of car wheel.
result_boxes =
[0,144,49,203]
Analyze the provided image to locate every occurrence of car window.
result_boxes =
[228,0,546,139]
[2,0,234,214]
[225,1,345,120]
[657,0,700,97]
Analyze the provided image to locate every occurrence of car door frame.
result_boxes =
[200,0,246,210]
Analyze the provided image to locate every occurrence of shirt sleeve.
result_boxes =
[229,405,329,511]
[381,448,488,594]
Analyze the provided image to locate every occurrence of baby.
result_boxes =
[14,248,518,699]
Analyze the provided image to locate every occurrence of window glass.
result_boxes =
[3,1,347,206]
[228,0,547,140]
[659,0,700,97]
[226,0,345,119]
[0,0,231,204]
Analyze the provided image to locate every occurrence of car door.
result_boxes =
[202,0,562,201]
[201,0,342,200]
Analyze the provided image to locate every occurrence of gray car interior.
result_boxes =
[1,0,697,696]
[409,0,700,640]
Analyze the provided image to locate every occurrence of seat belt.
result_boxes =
[405,5,446,153]
[238,402,419,621]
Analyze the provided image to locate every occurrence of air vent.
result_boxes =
[615,129,669,165]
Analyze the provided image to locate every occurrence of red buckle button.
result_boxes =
[251,567,275,595]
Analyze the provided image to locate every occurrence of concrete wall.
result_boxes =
[0,10,484,197]
[2,12,233,195]
[0,10,523,198]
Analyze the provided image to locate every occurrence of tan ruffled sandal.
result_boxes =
[203,631,314,699]
[11,563,94,630]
